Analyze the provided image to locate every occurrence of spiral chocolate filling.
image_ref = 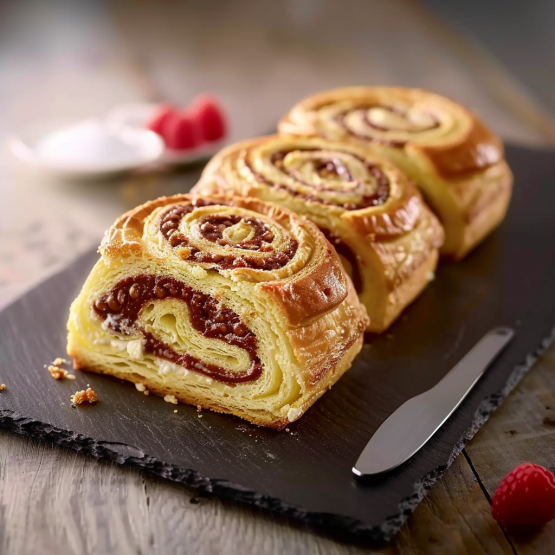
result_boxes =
[245,148,390,210]
[160,202,297,270]
[93,275,262,384]
[199,214,275,250]
[335,105,439,147]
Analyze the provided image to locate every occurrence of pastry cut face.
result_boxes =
[192,135,444,332]
[279,87,513,259]
[67,195,368,429]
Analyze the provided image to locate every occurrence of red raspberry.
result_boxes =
[164,112,201,150]
[189,95,227,142]
[491,463,555,531]
[147,104,176,137]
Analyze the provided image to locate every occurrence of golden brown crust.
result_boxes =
[286,276,366,385]
[413,115,503,179]
[451,165,512,260]
[193,135,443,332]
[279,87,512,258]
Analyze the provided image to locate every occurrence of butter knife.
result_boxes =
[353,327,514,476]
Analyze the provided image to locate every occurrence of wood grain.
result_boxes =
[390,454,515,555]
[465,345,555,553]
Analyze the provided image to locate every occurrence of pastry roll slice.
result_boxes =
[192,135,444,332]
[67,195,368,429]
[279,87,513,259]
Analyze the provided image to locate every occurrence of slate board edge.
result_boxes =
[1,326,553,545]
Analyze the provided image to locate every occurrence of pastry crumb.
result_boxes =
[285,428,290,432]
[134,382,149,395]
[198,414,203,418]
[48,365,75,380]
[52,357,68,366]
[196,405,202,413]
[0,384,5,391]
[174,410,178,413]
[164,394,178,405]
[71,388,98,406]
[287,407,303,422]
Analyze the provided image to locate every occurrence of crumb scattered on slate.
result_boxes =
[164,394,178,405]
[52,357,68,366]
[71,388,98,406]
[543,416,555,427]
[135,383,146,392]
[144,390,150,396]
[48,365,64,379]
[174,410,178,413]
[285,428,290,432]
[196,405,202,413]
[48,365,75,380]
[0,384,5,391]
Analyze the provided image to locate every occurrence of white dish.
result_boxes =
[9,118,164,180]
[107,102,227,166]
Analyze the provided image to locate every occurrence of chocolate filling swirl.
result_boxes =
[335,105,440,147]
[160,201,298,271]
[245,147,390,211]
[93,274,262,384]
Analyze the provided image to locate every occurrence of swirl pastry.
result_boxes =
[67,194,368,429]
[279,87,513,259]
[192,135,444,332]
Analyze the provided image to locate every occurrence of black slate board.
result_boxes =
[1,145,555,544]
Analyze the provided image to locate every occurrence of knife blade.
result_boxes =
[352,327,514,477]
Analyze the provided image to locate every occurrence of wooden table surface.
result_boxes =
[1,1,555,553]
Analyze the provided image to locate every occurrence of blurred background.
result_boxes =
[1,0,554,306]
